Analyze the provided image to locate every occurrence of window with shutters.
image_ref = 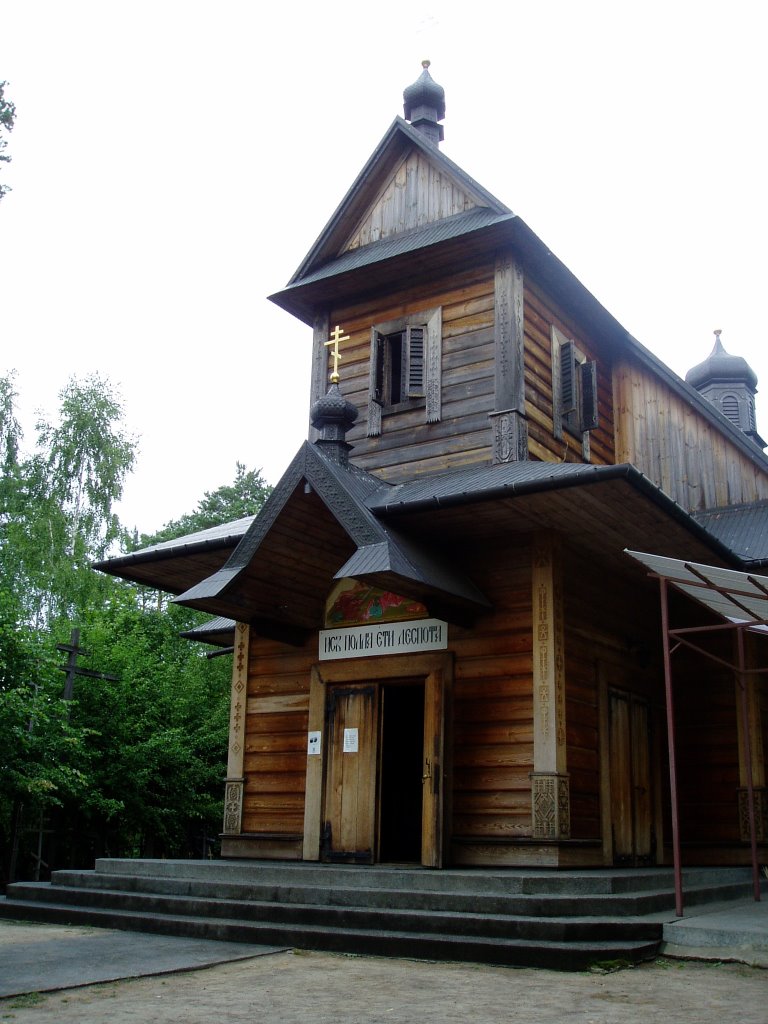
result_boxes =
[551,325,599,459]
[367,308,442,437]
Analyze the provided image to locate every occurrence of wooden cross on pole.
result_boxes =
[324,325,350,384]
[57,628,119,702]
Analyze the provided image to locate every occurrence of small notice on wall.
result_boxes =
[343,728,359,753]
[319,618,448,661]
[307,731,321,756]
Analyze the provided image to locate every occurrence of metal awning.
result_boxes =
[626,550,768,631]
[625,550,767,915]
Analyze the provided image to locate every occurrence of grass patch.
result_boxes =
[7,992,46,1009]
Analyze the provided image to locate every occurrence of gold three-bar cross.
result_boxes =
[325,325,350,384]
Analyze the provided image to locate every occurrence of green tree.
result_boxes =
[1,374,135,628]
[139,461,271,547]
[0,81,15,201]
[1,371,136,879]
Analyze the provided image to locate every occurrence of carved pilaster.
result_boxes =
[494,255,525,415]
[738,787,768,843]
[223,622,250,835]
[531,772,571,839]
[489,409,528,463]
[531,533,566,775]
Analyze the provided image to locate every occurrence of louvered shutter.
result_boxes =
[560,340,577,414]
[580,360,598,431]
[405,325,425,398]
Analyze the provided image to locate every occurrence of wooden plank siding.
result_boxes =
[450,542,534,841]
[342,150,479,253]
[242,635,315,836]
[332,265,498,480]
[326,261,619,481]
[614,358,768,511]
[523,279,615,466]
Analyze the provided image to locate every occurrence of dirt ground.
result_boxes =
[1,949,766,1024]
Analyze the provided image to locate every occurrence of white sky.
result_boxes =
[1,0,766,535]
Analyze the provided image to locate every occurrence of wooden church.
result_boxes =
[99,64,768,873]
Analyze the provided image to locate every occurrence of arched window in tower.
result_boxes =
[721,393,740,426]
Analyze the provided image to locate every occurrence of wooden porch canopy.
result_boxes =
[625,550,768,915]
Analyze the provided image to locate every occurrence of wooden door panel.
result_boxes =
[324,685,378,862]
[609,690,654,865]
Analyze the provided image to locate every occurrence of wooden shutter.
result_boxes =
[560,339,577,414]
[580,360,598,431]
[367,328,383,437]
[405,325,425,398]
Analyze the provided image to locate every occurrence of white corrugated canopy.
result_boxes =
[625,550,768,632]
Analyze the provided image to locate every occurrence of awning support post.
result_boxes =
[660,577,684,917]
[736,626,761,902]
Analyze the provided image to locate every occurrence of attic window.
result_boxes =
[368,308,442,436]
[551,326,599,458]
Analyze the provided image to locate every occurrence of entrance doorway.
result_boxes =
[379,683,425,862]
[609,690,654,865]
[322,680,425,863]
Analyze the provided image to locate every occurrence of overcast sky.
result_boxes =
[1,1,766,536]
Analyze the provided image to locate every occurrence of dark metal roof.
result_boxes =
[173,442,489,633]
[180,616,236,647]
[95,516,255,570]
[693,500,768,566]
[279,209,513,291]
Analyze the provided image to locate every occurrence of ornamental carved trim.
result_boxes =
[489,410,528,464]
[223,779,244,835]
[531,772,571,839]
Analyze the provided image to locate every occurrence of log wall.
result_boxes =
[333,264,497,480]
[330,261,618,481]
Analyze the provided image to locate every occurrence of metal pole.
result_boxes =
[660,577,684,916]
[736,626,761,902]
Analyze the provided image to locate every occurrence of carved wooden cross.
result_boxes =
[324,325,350,384]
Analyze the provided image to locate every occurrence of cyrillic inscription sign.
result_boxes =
[319,618,447,661]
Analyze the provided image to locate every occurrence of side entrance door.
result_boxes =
[609,689,654,865]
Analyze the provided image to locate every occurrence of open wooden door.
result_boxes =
[311,653,451,867]
[609,690,653,864]
[322,685,379,862]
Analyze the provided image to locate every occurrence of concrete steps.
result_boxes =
[0,861,759,971]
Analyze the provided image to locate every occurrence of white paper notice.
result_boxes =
[343,728,359,753]
[307,731,321,756]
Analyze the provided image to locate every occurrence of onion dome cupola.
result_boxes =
[310,324,359,465]
[403,60,445,147]
[685,330,765,447]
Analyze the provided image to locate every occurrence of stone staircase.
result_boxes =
[0,860,760,971]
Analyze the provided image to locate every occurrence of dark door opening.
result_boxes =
[378,683,424,862]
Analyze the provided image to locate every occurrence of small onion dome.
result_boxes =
[685,331,758,391]
[403,60,446,123]
[310,383,358,435]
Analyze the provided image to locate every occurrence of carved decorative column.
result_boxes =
[490,255,528,462]
[222,622,250,835]
[530,533,570,839]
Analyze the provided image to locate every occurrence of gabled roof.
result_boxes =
[172,442,489,642]
[288,117,510,285]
